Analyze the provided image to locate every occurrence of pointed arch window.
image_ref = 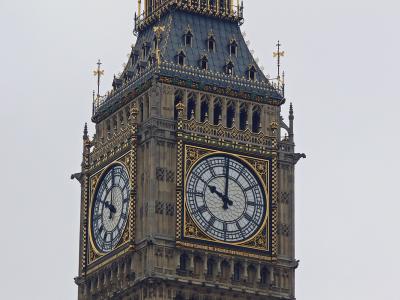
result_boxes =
[200,55,208,70]
[200,97,209,122]
[229,39,238,56]
[239,103,248,130]
[177,51,186,66]
[225,61,234,76]
[187,94,196,120]
[227,101,235,128]
[252,105,261,133]
[213,98,222,125]
[184,30,193,47]
[248,65,257,81]
[208,35,216,52]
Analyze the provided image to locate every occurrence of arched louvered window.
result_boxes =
[248,65,257,81]
[208,35,216,52]
[229,40,238,56]
[184,30,193,47]
[177,51,186,66]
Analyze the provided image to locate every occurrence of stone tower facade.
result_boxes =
[73,1,304,299]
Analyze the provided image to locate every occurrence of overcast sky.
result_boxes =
[0,0,399,299]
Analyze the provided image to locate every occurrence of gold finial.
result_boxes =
[273,41,285,83]
[93,59,105,99]
[138,0,142,16]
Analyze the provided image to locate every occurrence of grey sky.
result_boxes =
[0,0,399,299]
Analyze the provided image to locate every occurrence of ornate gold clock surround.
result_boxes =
[175,105,278,260]
[87,152,135,265]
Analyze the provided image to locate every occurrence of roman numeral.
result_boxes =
[223,223,228,241]
[243,213,257,225]
[236,166,245,180]
[235,221,245,238]
[244,213,253,222]
[247,201,261,207]
[192,173,207,184]
[204,159,216,176]
[188,191,204,197]
[244,184,258,192]
[198,205,208,214]
[207,216,216,230]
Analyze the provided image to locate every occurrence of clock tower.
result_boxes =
[73,1,305,299]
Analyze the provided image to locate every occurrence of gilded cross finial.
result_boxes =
[273,41,285,83]
[93,59,105,99]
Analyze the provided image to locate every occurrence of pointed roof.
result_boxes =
[93,7,284,122]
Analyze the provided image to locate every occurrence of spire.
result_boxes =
[83,123,88,140]
[289,103,294,142]
[289,103,294,120]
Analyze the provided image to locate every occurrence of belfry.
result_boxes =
[73,1,304,299]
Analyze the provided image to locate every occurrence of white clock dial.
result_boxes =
[91,164,130,253]
[186,154,266,243]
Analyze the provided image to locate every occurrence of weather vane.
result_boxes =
[93,59,104,99]
[273,40,285,82]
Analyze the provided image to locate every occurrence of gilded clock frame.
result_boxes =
[88,159,130,256]
[86,151,136,268]
[184,148,270,245]
[176,143,278,260]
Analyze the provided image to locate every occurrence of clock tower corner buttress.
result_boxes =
[73,1,304,299]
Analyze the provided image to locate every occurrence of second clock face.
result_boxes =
[91,164,130,253]
[186,154,266,243]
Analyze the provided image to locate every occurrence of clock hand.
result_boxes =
[208,185,233,210]
[224,159,230,198]
[105,193,117,219]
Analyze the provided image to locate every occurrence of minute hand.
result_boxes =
[224,159,229,197]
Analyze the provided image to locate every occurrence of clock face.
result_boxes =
[186,154,266,243]
[91,164,130,253]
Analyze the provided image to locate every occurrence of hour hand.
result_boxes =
[208,185,224,198]
[208,185,233,209]
[104,201,117,215]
